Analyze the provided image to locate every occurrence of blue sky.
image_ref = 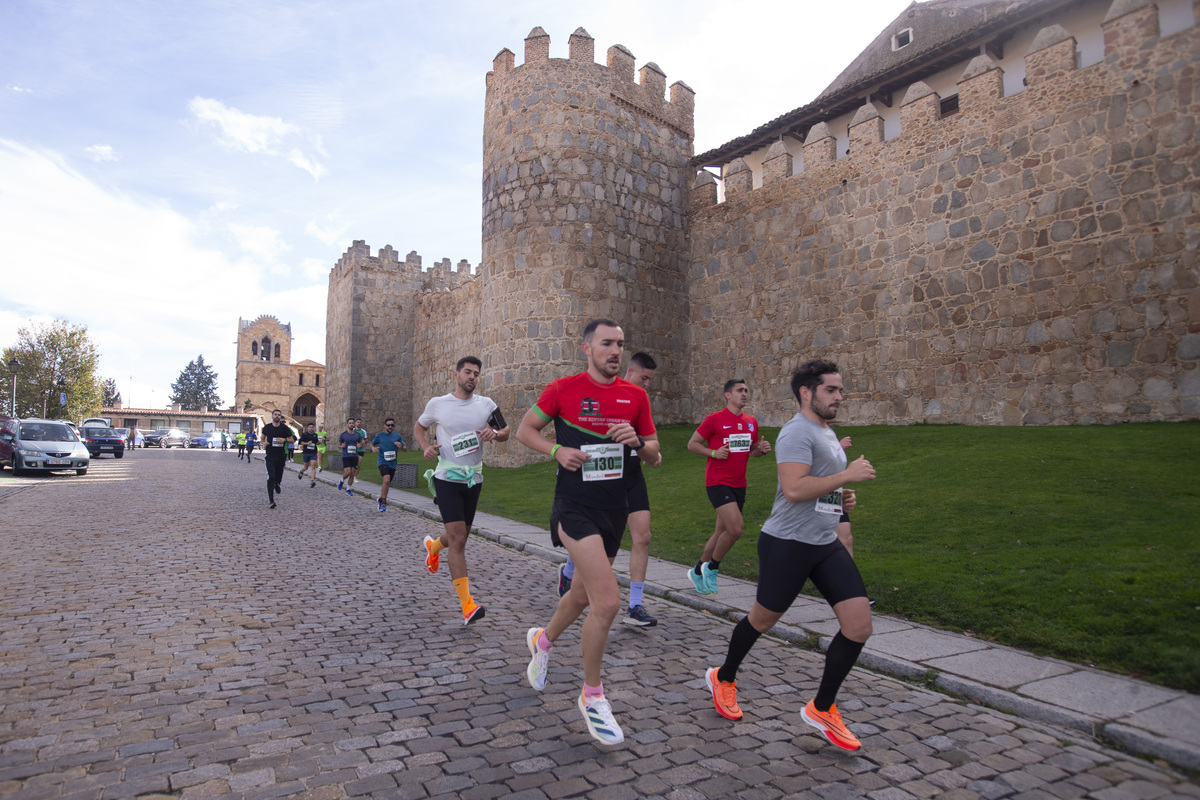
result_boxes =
[0,0,908,410]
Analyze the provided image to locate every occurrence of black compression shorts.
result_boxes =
[755,532,867,612]
[707,484,746,511]
[433,477,482,527]
[549,496,627,559]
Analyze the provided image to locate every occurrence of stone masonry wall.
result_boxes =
[479,27,695,464]
[687,3,1200,426]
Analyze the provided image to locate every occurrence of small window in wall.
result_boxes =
[892,28,912,50]
[202,421,216,432]
[151,419,166,429]
[261,336,272,361]
[315,374,320,387]
[176,421,191,432]
[274,343,280,359]
[228,422,242,434]
[940,94,960,117]
[251,341,258,356]
[299,373,304,386]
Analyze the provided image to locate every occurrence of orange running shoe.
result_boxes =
[705,667,742,721]
[463,602,485,626]
[422,535,440,574]
[801,700,861,751]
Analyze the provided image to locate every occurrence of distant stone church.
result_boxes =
[235,316,325,429]
[326,0,1200,463]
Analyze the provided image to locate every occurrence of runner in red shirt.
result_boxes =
[685,379,771,594]
[516,319,659,747]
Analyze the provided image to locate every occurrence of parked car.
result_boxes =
[0,417,90,475]
[81,417,110,428]
[114,427,145,448]
[143,428,190,448]
[190,431,223,448]
[79,426,126,458]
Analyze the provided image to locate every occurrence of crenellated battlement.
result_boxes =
[486,26,694,137]
[330,240,477,285]
[706,0,1182,205]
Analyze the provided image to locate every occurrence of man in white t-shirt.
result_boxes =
[413,356,509,625]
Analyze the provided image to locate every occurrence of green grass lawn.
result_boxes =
[327,422,1200,692]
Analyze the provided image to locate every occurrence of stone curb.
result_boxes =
[276,457,1199,773]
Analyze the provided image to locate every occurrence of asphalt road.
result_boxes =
[0,450,1194,799]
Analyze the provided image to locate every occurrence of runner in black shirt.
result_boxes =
[261,410,295,509]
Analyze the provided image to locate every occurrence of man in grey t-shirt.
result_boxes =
[703,359,877,753]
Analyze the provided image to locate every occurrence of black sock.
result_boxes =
[694,561,704,575]
[709,559,721,571]
[814,631,865,712]
[717,616,762,684]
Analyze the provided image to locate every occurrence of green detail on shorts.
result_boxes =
[424,456,481,498]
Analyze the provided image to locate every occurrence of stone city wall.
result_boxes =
[687,3,1200,426]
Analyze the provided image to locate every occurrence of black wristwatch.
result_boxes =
[633,436,645,450]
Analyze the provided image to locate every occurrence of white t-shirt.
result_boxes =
[417,393,499,483]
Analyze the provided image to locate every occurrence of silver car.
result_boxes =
[0,418,91,476]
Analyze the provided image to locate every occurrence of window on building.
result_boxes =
[228,422,242,434]
[315,374,320,387]
[261,336,272,361]
[892,28,912,50]
[176,421,191,432]
[274,343,280,359]
[251,341,258,356]
[299,373,304,386]
[202,421,216,432]
[940,94,960,117]
[151,419,166,429]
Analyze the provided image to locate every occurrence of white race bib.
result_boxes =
[384,450,397,461]
[581,443,624,482]
[815,488,843,515]
[450,430,481,457]
[271,437,285,447]
[345,445,357,455]
[727,433,752,453]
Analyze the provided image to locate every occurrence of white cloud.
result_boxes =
[85,144,119,162]
[230,223,291,275]
[299,258,328,282]
[305,211,350,247]
[9,85,32,93]
[188,96,327,180]
[0,140,268,406]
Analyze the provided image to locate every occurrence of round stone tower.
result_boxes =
[480,27,696,465]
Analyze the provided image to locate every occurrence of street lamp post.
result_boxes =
[57,378,66,419]
[7,357,19,417]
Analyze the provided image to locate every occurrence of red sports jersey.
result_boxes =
[533,372,656,508]
[696,408,759,488]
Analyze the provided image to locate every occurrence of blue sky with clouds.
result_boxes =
[0,0,908,410]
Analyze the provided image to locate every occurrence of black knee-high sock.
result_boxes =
[718,617,762,684]
[814,631,865,711]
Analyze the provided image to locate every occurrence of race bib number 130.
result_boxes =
[581,443,624,482]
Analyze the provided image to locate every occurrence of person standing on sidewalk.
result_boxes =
[516,319,659,746]
[558,352,663,627]
[337,418,364,496]
[414,356,509,626]
[685,379,771,595]
[260,410,295,509]
[704,359,876,752]
[298,422,320,488]
[369,417,407,512]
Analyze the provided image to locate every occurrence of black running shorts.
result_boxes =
[433,477,482,527]
[707,484,746,511]
[626,474,650,514]
[378,465,396,479]
[549,496,627,559]
[755,532,867,613]
[342,456,359,469]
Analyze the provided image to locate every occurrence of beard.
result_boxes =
[810,399,838,421]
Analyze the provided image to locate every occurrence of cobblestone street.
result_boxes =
[1,452,1195,799]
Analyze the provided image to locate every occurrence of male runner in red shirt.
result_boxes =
[686,379,771,594]
[516,319,659,746]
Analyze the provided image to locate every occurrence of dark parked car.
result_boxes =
[80,426,126,458]
[144,428,190,448]
[0,417,90,475]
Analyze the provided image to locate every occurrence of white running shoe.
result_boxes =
[578,691,624,746]
[526,627,549,691]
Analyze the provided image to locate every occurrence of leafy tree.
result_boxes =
[170,355,222,410]
[102,377,122,407]
[2,319,103,421]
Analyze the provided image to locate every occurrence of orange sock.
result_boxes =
[453,577,472,610]
[429,536,446,555]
